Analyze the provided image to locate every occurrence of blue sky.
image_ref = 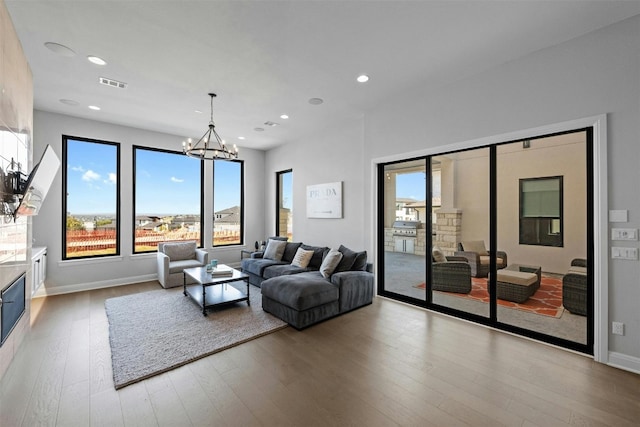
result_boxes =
[66,139,241,215]
[280,171,292,209]
[395,171,441,200]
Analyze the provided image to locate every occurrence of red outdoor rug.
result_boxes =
[415,276,563,317]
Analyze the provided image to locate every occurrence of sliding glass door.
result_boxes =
[430,150,490,318]
[378,128,592,353]
[496,131,590,345]
[380,159,427,300]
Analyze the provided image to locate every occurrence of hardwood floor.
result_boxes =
[1,281,639,426]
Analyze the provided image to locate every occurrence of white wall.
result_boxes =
[32,111,265,294]
[265,15,640,365]
[264,118,367,252]
[363,16,639,361]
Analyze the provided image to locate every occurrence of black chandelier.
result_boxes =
[182,93,238,160]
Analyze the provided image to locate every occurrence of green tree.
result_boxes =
[95,218,112,227]
[66,215,85,231]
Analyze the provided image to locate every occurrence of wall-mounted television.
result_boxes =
[14,145,60,218]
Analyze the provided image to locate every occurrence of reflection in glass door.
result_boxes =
[496,132,589,345]
[381,159,427,300]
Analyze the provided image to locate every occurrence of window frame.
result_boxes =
[132,145,204,253]
[212,158,244,247]
[519,175,564,247]
[275,169,293,240]
[62,135,121,260]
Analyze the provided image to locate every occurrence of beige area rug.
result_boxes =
[105,283,287,389]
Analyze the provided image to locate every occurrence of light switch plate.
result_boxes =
[611,228,638,241]
[609,210,628,223]
[611,247,638,260]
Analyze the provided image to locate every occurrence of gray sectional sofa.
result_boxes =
[241,239,374,329]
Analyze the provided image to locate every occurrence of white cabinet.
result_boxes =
[394,238,415,254]
[31,247,47,297]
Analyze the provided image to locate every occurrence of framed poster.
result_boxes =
[306,181,342,218]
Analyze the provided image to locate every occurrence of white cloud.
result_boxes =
[71,165,85,172]
[107,173,117,184]
[82,170,100,182]
[170,176,184,183]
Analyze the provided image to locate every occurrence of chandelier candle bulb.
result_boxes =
[181,93,239,161]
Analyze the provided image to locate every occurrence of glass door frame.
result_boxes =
[376,128,594,355]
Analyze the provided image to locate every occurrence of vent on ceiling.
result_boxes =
[99,77,127,89]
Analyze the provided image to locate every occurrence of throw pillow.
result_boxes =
[291,248,314,268]
[351,250,368,271]
[319,249,343,278]
[335,245,367,272]
[335,244,357,272]
[432,246,446,263]
[462,240,488,256]
[300,244,329,269]
[263,239,287,261]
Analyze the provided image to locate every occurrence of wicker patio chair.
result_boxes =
[563,258,587,315]
[454,240,508,278]
[432,255,472,294]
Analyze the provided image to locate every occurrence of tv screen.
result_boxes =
[14,145,60,217]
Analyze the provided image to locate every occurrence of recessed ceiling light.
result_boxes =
[238,136,246,140]
[87,55,107,65]
[308,97,324,105]
[280,114,289,120]
[59,99,79,106]
[44,42,76,57]
[254,127,265,132]
[88,105,101,111]
[195,110,203,114]
[357,74,370,83]
[264,121,279,127]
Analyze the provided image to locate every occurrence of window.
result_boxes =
[213,159,243,246]
[519,176,563,247]
[276,169,292,240]
[133,146,203,253]
[63,136,120,259]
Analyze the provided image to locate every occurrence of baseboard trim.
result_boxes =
[607,351,640,375]
[33,274,159,298]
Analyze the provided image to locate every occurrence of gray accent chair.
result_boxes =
[156,241,208,288]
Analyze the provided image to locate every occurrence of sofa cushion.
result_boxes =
[568,266,587,275]
[291,247,314,268]
[263,264,310,279]
[432,246,446,263]
[320,249,343,278]
[162,241,196,261]
[352,250,368,271]
[335,245,367,272]
[300,244,329,270]
[461,240,488,256]
[261,272,338,311]
[263,239,287,261]
[168,259,205,274]
[241,258,285,276]
[282,242,303,263]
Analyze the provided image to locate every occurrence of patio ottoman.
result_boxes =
[495,267,540,303]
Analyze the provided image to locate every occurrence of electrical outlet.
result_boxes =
[612,321,625,336]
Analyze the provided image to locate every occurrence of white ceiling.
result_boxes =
[6,1,640,151]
